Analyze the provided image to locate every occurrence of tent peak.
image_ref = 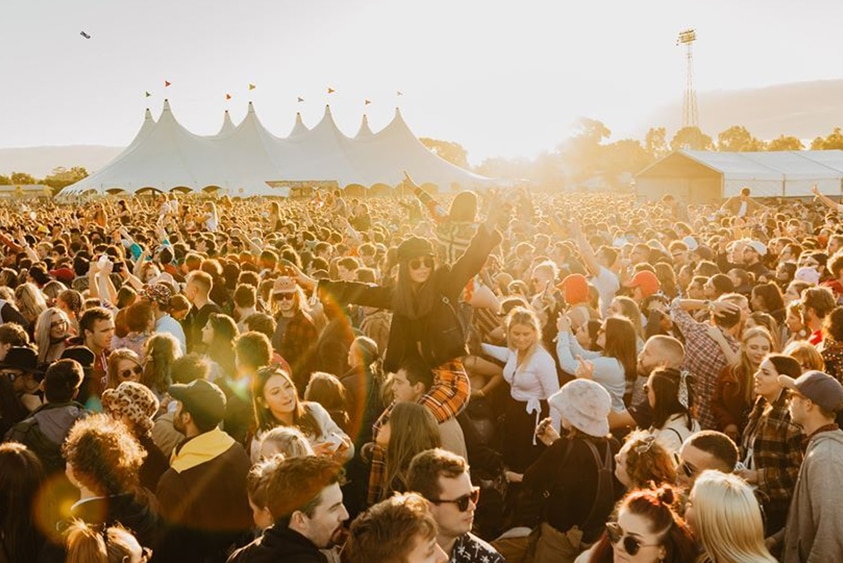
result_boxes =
[247,101,255,114]
[162,99,172,112]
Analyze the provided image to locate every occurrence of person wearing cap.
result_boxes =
[0,345,44,414]
[496,380,621,561]
[155,379,252,563]
[269,276,318,393]
[774,370,843,562]
[623,269,661,306]
[742,240,773,280]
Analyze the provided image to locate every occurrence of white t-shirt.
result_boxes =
[591,266,620,316]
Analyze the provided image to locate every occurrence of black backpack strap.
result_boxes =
[580,440,615,534]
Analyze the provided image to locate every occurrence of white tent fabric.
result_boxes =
[59,100,493,198]
[683,150,843,197]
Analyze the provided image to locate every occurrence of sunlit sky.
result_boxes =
[2,0,841,164]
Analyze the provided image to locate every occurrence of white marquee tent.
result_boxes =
[635,149,843,203]
[59,101,493,198]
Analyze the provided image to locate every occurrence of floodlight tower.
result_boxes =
[677,28,699,129]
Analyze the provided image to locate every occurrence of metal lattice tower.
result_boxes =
[677,29,699,129]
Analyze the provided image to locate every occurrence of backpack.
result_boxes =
[420,295,469,367]
[6,417,66,475]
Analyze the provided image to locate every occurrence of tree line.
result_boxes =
[0,167,89,193]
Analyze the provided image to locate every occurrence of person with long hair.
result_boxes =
[557,314,637,410]
[110,299,155,359]
[269,276,318,394]
[607,296,645,350]
[105,348,144,390]
[783,302,808,347]
[34,306,71,366]
[201,312,238,380]
[745,312,782,352]
[0,442,48,562]
[783,340,824,373]
[581,485,697,563]
[481,306,559,472]
[341,335,386,446]
[750,282,786,325]
[371,401,441,503]
[249,365,352,463]
[645,367,700,455]
[685,470,776,563]
[613,431,677,491]
[14,281,47,335]
[712,327,773,440]
[304,371,350,431]
[141,332,181,399]
[737,354,803,536]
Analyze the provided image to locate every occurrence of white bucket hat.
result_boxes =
[548,379,611,438]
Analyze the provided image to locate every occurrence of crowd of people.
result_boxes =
[0,180,842,563]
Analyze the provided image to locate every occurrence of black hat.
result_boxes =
[60,346,96,376]
[168,379,227,427]
[0,347,40,374]
[397,237,434,263]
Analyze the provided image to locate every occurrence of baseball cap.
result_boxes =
[778,370,843,413]
[168,379,227,427]
[623,270,661,298]
[557,274,588,305]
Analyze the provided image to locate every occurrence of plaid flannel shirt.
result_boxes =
[670,299,739,430]
[741,392,804,507]
[367,359,469,505]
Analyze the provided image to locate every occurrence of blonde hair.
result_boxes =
[505,306,542,362]
[65,520,140,563]
[690,471,776,563]
[14,282,47,322]
[258,426,315,460]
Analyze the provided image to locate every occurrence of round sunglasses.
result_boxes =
[606,521,660,556]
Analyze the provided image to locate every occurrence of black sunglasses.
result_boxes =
[429,487,480,512]
[274,292,295,301]
[120,365,144,379]
[672,453,697,479]
[606,521,659,556]
[408,257,434,270]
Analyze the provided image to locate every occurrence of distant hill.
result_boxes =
[641,79,843,140]
[0,145,123,178]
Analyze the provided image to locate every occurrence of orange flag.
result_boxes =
[225,93,232,100]
[327,87,335,94]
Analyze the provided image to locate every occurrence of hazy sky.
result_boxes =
[2,0,841,164]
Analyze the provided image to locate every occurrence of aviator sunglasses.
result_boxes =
[606,521,660,556]
[428,487,480,512]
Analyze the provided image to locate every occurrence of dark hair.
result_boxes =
[345,493,437,563]
[649,368,695,431]
[407,447,468,502]
[803,286,836,319]
[44,359,84,402]
[602,317,638,386]
[686,430,739,471]
[234,331,272,371]
[398,356,435,392]
[767,354,801,380]
[0,443,47,562]
[79,307,113,339]
[304,372,349,430]
[169,353,211,384]
[709,274,735,296]
[751,283,784,315]
[233,284,257,309]
[243,312,276,339]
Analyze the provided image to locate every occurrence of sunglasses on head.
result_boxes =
[120,365,144,379]
[429,487,480,512]
[606,521,659,556]
[274,292,295,301]
[408,257,434,270]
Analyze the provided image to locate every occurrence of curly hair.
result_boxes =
[617,431,677,489]
[63,414,145,496]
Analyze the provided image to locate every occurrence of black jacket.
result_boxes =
[226,525,327,563]
[319,225,500,372]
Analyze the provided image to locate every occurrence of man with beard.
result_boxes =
[227,456,349,563]
[156,379,252,563]
[608,335,685,433]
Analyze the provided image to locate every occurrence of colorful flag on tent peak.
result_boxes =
[164,80,171,87]
[297,96,304,103]
[397,90,403,96]
[80,31,91,39]
[364,99,371,105]
[144,91,151,98]
[327,87,335,94]
[248,83,256,90]
[225,93,232,100]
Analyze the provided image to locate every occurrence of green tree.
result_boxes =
[717,125,765,152]
[42,166,89,191]
[10,172,36,185]
[0,175,11,185]
[670,127,714,152]
[822,127,843,150]
[645,127,669,160]
[810,137,825,150]
[559,118,612,185]
[601,139,654,181]
[420,138,469,168]
[767,135,804,151]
